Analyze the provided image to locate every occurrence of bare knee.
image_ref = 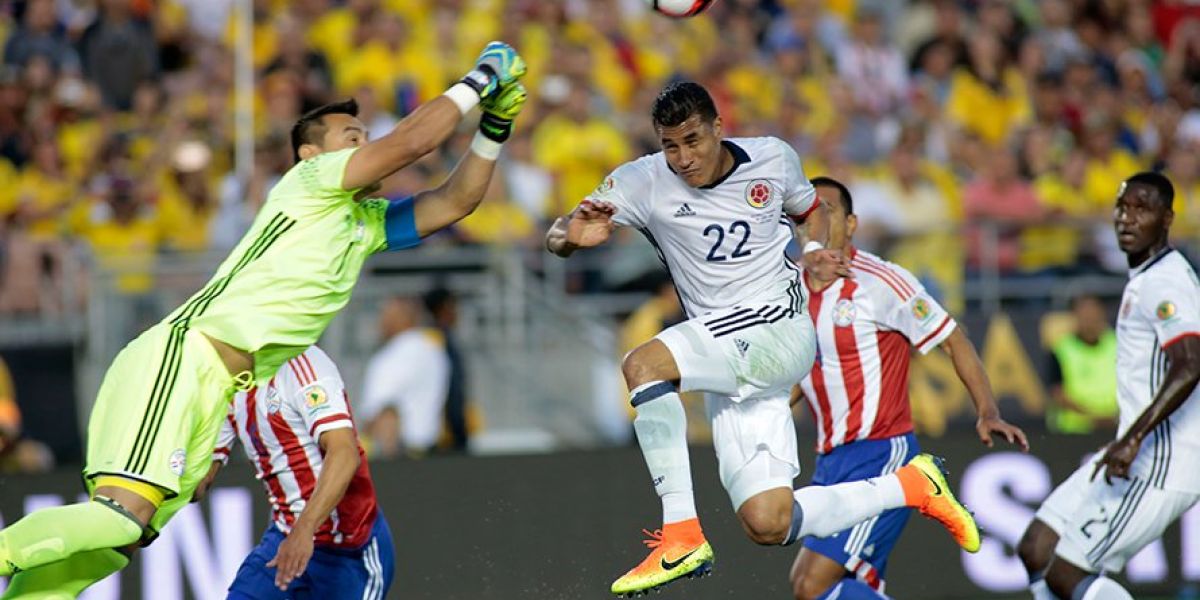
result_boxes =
[790,548,848,600]
[622,340,679,390]
[1017,519,1059,576]
[791,574,835,600]
[737,493,792,546]
[1045,557,1088,599]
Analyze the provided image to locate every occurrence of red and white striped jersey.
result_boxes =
[213,345,379,548]
[799,248,956,453]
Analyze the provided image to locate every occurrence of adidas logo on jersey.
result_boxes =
[735,338,750,357]
[674,203,696,217]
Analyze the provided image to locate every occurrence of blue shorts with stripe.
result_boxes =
[227,513,394,600]
[802,433,918,588]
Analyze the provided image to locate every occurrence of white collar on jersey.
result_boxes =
[1129,245,1175,277]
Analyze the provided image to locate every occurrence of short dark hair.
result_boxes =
[422,287,455,315]
[651,81,718,129]
[291,98,359,162]
[1124,171,1174,211]
[1068,292,1104,311]
[810,176,853,215]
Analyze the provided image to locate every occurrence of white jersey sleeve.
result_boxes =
[777,139,817,219]
[212,405,237,465]
[280,347,353,440]
[1138,263,1200,349]
[862,257,956,354]
[584,159,654,229]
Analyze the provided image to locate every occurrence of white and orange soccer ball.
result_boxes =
[647,0,716,18]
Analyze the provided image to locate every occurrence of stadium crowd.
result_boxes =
[0,0,1198,314]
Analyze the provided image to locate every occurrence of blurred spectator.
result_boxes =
[423,288,472,452]
[1046,294,1118,434]
[835,6,908,162]
[3,0,80,75]
[1034,0,1085,74]
[533,79,629,217]
[963,148,1045,273]
[946,30,1030,147]
[78,0,159,110]
[0,354,54,473]
[361,296,450,458]
[908,0,968,74]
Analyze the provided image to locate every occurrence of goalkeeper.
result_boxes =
[0,42,528,598]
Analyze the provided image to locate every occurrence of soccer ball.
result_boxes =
[647,0,716,18]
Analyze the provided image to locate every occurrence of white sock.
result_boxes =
[1029,577,1054,600]
[1078,577,1134,600]
[630,381,696,524]
[791,475,906,538]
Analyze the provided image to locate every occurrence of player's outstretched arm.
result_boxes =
[342,42,526,191]
[410,83,527,236]
[1095,336,1200,483]
[267,428,361,590]
[545,200,617,257]
[940,326,1030,451]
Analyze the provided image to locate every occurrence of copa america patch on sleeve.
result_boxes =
[303,384,329,414]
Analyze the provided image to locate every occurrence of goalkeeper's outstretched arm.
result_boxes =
[410,83,527,236]
[342,42,527,192]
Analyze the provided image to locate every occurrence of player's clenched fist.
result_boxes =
[459,41,527,101]
[478,83,527,143]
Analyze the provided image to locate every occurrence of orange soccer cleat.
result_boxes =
[896,453,981,553]
[610,518,714,597]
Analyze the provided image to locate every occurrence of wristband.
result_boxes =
[443,83,481,115]
[470,132,503,161]
[803,240,824,254]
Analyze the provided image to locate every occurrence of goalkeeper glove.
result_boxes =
[479,82,527,143]
[458,41,527,101]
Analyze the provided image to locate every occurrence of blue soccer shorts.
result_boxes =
[227,513,394,600]
[801,432,918,592]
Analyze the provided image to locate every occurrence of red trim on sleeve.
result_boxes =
[299,354,318,382]
[791,197,819,222]
[309,414,352,437]
[915,316,953,350]
[1162,331,1200,349]
[286,360,308,386]
[852,258,915,300]
[213,447,231,456]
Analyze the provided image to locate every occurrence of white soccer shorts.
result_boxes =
[1039,460,1199,573]
[654,303,817,509]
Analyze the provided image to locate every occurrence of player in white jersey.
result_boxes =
[545,82,981,597]
[1017,172,1200,600]
[194,346,393,597]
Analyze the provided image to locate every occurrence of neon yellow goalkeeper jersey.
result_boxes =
[162,147,421,384]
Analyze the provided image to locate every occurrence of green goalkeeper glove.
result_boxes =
[459,41,527,101]
[479,82,527,143]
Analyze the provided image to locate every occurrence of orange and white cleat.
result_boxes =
[610,518,714,597]
[897,453,980,553]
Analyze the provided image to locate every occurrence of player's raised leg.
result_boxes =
[609,339,713,597]
[0,324,236,593]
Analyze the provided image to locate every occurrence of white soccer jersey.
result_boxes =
[1115,248,1200,493]
[213,346,379,547]
[586,137,817,317]
[799,248,956,453]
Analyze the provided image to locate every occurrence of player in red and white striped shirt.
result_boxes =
[788,177,1028,600]
[198,345,393,599]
